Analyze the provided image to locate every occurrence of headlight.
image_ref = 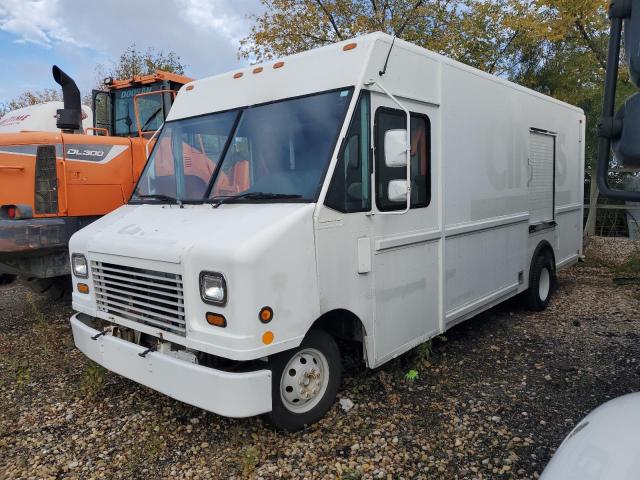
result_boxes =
[71,254,88,278]
[199,271,227,306]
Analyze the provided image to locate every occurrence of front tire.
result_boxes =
[264,329,341,431]
[524,253,555,311]
[0,274,16,286]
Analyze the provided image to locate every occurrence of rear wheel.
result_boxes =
[264,329,341,431]
[0,274,16,286]
[24,275,72,301]
[524,253,555,311]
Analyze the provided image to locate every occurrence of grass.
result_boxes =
[614,250,640,275]
[80,361,107,398]
[123,434,167,479]
[340,469,362,480]
[241,446,260,478]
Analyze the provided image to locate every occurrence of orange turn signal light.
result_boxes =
[343,42,357,51]
[259,306,273,324]
[206,312,227,328]
[185,85,194,91]
[262,331,274,345]
[233,72,244,79]
[253,67,263,74]
[77,283,89,294]
[273,61,285,69]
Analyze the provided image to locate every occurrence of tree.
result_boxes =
[239,0,539,75]
[94,44,186,85]
[1,44,187,116]
[0,88,61,117]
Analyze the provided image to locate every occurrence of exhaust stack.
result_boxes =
[52,65,81,132]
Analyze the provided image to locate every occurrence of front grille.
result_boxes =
[35,145,58,214]
[91,261,186,335]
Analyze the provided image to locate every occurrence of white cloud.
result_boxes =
[0,0,264,103]
[0,0,84,47]
[179,0,248,44]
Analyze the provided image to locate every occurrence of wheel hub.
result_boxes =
[280,348,329,413]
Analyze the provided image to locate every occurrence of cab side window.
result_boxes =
[375,109,430,211]
[325,92,371,212]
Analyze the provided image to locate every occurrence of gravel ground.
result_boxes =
[1,237,640,479]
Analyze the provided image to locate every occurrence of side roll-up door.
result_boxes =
[528,130,555,225]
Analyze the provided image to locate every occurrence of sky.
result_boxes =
[0,0,264,104]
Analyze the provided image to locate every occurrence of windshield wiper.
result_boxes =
[135,193,183,206]
[210,192,302,208]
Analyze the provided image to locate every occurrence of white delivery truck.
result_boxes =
[68,32,584,430]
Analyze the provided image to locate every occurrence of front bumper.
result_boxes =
[0,216,100,277]
[71,313,273,418]
[0,216,98,254]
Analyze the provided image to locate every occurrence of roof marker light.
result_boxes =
[343,42,357,51]
[233,72,244,79]
[186,85,194,91]
[273,61,285,69]
[253,67,263,74]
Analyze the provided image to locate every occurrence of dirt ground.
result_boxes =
[1,236,640,480]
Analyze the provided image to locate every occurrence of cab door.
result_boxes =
[369,92,441,366]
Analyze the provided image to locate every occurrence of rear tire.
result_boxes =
[24,275,72,301]
[0,274,16,286]
[264,329,342,431]
[524,253,555,311]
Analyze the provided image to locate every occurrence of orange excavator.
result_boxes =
[0,66,192,298]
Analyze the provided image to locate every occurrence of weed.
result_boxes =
[415,339,433,364]
[26,293,45,324]
[241,446,260,478]
[405,369,419,382]
[614,249,640,274]
[15,366,31,389]
[80,361,106,398]
[340,469,362,480]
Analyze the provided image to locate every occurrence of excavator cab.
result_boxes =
[92,71,190,138]
[0,67,192,297]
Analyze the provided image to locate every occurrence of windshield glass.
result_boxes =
[114,83,163,136]
[131,88,353,203]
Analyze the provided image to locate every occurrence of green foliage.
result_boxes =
[241,446,260,477]
[614,249,640,274]
[95,44,186,84]
[80,361,107,398]
[416,339,433,364]
[26,293,45,325]
[340,469,363,480]
[405,369,419,382]
[241,0,617,174]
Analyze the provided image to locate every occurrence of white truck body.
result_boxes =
[69,32,584,419]
[0,102,93,133]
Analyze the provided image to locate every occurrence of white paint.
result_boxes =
[69,32,584,417]
[541,393,640,480]
[0,102,92,133]
[71,314,272,417]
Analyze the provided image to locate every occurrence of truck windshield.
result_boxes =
[131,88,353,203]
[114,83,164,136]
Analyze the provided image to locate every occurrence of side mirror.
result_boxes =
[388,180,408,202]
[384,129,407,167]
[612,93,640,168]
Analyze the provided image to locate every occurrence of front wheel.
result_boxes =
[0,274,16,286]
[264,329,342,431]
[523,253,555,311]
[23,275,72,301]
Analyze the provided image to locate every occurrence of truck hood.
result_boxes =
[70,202,316,263]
